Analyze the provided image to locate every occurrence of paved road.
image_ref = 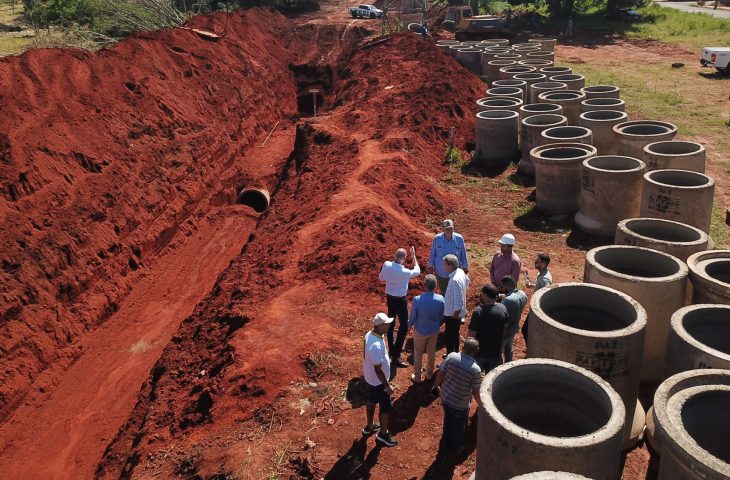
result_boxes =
[654,1,730,19]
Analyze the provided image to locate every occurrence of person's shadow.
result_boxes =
[389,381,439,435]
[323,437,382,479]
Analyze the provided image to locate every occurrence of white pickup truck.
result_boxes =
[700,47,730,74]
[348,4,383,18]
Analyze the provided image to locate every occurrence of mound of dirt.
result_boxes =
[0,8,298,422]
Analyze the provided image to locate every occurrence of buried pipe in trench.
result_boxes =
[237,187,271,213]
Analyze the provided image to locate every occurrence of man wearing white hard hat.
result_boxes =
[362,312,398,447]
[489,233,521,293]
[427,219,469,295]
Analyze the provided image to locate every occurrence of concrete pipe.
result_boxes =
[581,85,620,99]
[482,51,512,75]
[581,98,626,113]
[519,59,553,69]
[666,304,730,377]
[653,369,730,480]
[531,143,598,215]
[237,187,271,213]
[614,120,678,159]
[540,126,593,145]
[519,114,569,175]
[540,66,572,76]
[456,48,483,74]
[437,40,461,54]
[493,80,528,101]
[476,358,625,480]
[529,81,568,104]
[579,110,629,155]
[584,245,689,383]
[528,37,557,52]
[496,53,523,63]
[518,102,563,125]
[640,169,715,233]
[486,59,517,83]
[487,86,523,101]
[513,73,547,96]
[474,110,519,168]
[449,45,469,58]
[527,282,647,448]
[615,218,709,262]
[537,90,587,125]
[526,51,555,63]
[461,40,481,46]
[575,156,645,237]
[477,97,524,113]
[549,74,586,91]
[687,250,730,304]
[510,473,592,480]
[643,141,706,173]
[499,66,535,80]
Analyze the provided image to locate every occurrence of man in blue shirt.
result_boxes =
[408,274,445,383]
[500,275,528,363]
[428,219,469,295]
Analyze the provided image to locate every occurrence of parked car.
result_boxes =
[348,4,383,18]
[604,8,642,22]
[701,47,730,74]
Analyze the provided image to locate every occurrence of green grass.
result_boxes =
[0,34,32,55]
[710,204,730,249]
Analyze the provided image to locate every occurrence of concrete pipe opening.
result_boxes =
[519,59,553,68]
[591,246,683,279]
[540,91,583,101]
[237,187,271,213]
[541,126,592,144]
[581,98,625,112]
[581,85,620,99]
[477,97,523,112]
[496,53,522,60]
[580,110,626,122]
[618,218,706,244]
[585,155,643,172]
[622,124,671,136]
[494,79,527,89]
[540,66,572,75]
[687,250,730,308]
[474,110,520,168]
[541,146,593,160]
[523,113,567,127]
[521,103,562,115]
[641,170,715,233]
[666,304,730,377]
[646,169,711,188]
[513,72,546,81]
[643,141,706,173]
[680,389,730,463]
[487,86,523,100]
[501,66,536,74]
[529,81,567,103]
[549,74,586,89]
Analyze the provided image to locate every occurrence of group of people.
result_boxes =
[362,219,553,455]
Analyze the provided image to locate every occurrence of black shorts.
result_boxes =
[368,383,393,414]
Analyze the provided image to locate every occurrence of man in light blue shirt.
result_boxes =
[428,219,469,295]
[408,274,445,383]
[379,246,420,367]
[500,275,528,363]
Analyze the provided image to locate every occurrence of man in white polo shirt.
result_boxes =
[379,246,420,368]
[363,312,398,448]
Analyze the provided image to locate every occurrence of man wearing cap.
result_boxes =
[428,219,469,296]
[379,246,420,367]
[489,233,521,293]
[362,312,399,447]
[442,254,469,355]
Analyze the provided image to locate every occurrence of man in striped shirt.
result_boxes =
[433,337,483,457]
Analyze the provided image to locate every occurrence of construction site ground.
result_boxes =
[0,1,728,479]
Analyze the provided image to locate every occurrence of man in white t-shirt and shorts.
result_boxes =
[362,312,398,447]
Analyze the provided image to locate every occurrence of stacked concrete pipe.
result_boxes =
[486,60,517,83]
[519,114,568,175]
[579,110,628,154]
[493,80,528,101]
[496,53,523,63]
[456,49,483,74]
[666,304,730,377]
[528,37,557,52]
[640,169,715,233]
[474,110,519,169]
[575,156,645,237]
[476,359,625,480]
[537,90,587,125]
[549,74,586,91]
[487,86,523,102]
[510,473,592,480]
[540,66,572,76]
[687,250,730,304]
[449,44,469,58]
[436,40,461,54]
[652,369,730,479]
[513,73,547,96]
[614,120,678,159]
[477,97,524,113]
[584,245,689,383]
[527,283,647,448]
[643,141,706,173]
[520,59,553,69]
[540,125,592,146]
[499,66,535,81]
[518,102,563,125]
[581,98,626,113]
[482,50,512,76]
[581,85,620,99]
[615,218,709,262]
[529,81,568,104]
[526,51,555,63]
[531,143,598,215]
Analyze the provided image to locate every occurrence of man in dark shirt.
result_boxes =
[467,284,509,373]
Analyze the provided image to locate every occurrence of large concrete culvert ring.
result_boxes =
[666,304,730,377]
[527,282,647,448]
[613,120,678,159]
[237,187,271,213]
[640,169,715,233]
[581,98,626,113]
[615,218,709,262]
[643,140,706,173]
[584,245,689,383]
[476,359,625,480]
[652,369,730,479]
[688,250,730,304]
